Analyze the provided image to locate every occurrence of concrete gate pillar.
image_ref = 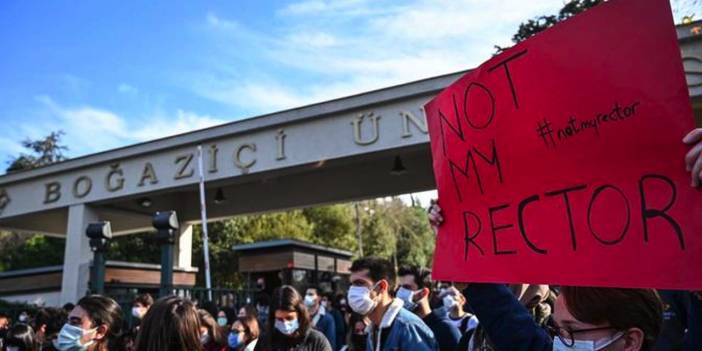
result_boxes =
[174,223,193,268]
[60,204,98,304]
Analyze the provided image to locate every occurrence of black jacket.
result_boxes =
[255,328,332,351]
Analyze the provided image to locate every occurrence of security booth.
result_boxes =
[0,260,197,306]
[234,239,353,296]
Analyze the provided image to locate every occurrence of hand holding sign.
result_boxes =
[425,0,702,289]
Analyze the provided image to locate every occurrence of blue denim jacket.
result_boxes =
[366,298,438,351]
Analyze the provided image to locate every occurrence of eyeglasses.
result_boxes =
[546,325,618,347]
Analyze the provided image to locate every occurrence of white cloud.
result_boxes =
[285,32,338,47]
[117,83,139,94]
[193,1,564,115]
[31,96,226,157]
[278,0,373,16]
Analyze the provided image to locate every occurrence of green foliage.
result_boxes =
[6,131,68,173]
[0,200,437,287]
[495,0,604,53]
[0,233,65,271]
[106,234,161,263]
[303,204,357,250]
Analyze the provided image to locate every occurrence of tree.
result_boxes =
[495,0,604,53]
[0,131,70,271]
[0,233,65,271]
[6,131,68,173]
[302,204,357,251]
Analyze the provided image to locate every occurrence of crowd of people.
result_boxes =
[0,256,699,351]
[2,131,702,351]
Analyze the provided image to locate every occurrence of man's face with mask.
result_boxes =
[397,274,424,311]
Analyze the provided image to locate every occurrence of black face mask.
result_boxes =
[351,334,367,351]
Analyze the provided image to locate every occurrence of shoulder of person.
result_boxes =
[305,328,333,350]
[395,308,435,336]
[306,328,328,342]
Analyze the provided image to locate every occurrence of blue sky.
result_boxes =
[0,0,698,168]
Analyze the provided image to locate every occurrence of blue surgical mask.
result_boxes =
[228,332,243,348]
[396,287,418,311]
[56,324,96,351]
[217,317,228,326]
[274,319,299,336]
[552,332,624,351]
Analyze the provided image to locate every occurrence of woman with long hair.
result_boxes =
[256,285,331,351]
[135,296,203,351]
[55,295,124,351]
[228,315,259,351]
[197,310,227,351]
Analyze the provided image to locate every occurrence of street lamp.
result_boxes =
[86,221,112,295]
[153,211,179,297]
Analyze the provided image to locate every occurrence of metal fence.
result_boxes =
[0,286,258,328]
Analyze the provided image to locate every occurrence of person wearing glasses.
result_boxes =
[429,202,663,351]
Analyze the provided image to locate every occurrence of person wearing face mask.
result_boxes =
[429,202,664,351]
[255,285,331,351]
[198,310,227,351]
[3,324,38,351]
[347,257,437,351]
[130,294,153,323]
[228,315,259,351]
[304,288,336,349]
[254,293,271,336]
[455,283,555,351]
[396,265,460,351]
[323,293,346,351]
[32,307,67,351]
[215,311,229,328]
[440,286,478,334]
[55,295,124,351]
[339,313,367,351]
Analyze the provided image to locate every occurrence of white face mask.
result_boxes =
[396,287,417,311]
[200,331,210,345]
[304,295,316,307]
[56,324,97,351]
[348,283,379,316]
[552,332,624,351]
[443,295,458,309]
[275,319,299,336]
[131,307,144,319]
[7,347,19,351]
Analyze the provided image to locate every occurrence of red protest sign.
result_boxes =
[425,0,702,290]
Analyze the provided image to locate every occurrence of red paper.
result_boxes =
[425,0,702,289]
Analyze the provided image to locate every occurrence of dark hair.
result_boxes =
[238,315,260,344]
[239,304,258,318]
[350,256,396,289]
[32,307,67,339]
[256,292,271,306]
[397,265,431,289]
[76,295,124,351]
[61,303,75,313]
[268,286,310,341]
[4,324,38,351]
[305,287,320,296]
[198,309,226,348]
[136,296,203,351]
[133,293,154,308]
[561,287,663,351]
